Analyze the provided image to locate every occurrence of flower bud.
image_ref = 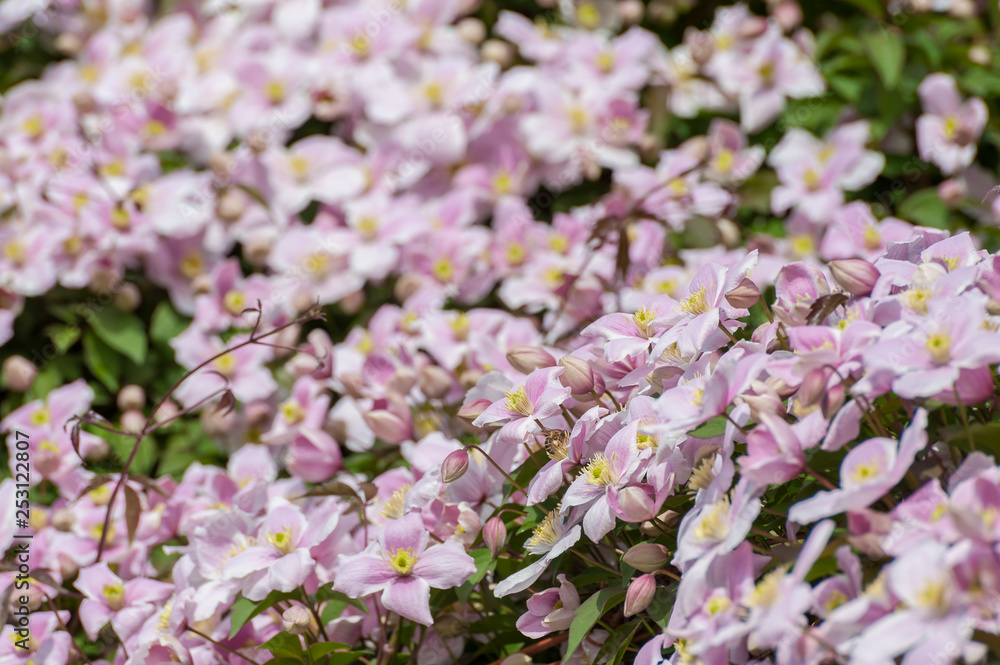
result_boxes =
[482,39,515,68]
[938,178,966,208]
[739,16,768,39]
[506,345,556,374]
[2,355,36,392]
[216,189,245,221]
[774,1,803,31]
[558,356,595,395]
[114,282,141,312]
[797,368,830,408]
[51,508,76,532]
[969,44,991,65]
[618,0,644,23]
[121,409,146,434]
[340,290,366,315]
[458,398,491,422]
[243,236,272,267]
[624,574,656,617]
[394,273,424,302]
[441,449,470,483]
[623,543,670,573]
[499,656,532,665]
[740,392,786,421]
[418,365,453,399]
[363,410,411,444]
[456,17,486,44]
[483,517,507,559]
[616,486,656,522]
[717,218,742,248]
[684,27,713,65]
[822,382,846,418]
[725,278,760,309]
[117,384,146,411]
[282,606,313,635]
[433,613,468,639]
[459,369,483,390]
[389,367,418,395]
[828,259,879,296]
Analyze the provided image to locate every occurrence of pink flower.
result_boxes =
[334,513,475,625]
[74,563,173,641]
[916,73,988,175]
[768,121,885,222]
[471,367,571,445]
[789,409,928,524]
[516,574,580,639]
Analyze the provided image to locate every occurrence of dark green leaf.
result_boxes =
[688,415,727,439]
[457,549,496,603]
[861,29,905,90]
[88,308,148,364]
[593,618,642,665]
[150,302,190,344]
[563,587,625,663]
[230,591,299,639]
[257,631,304,659]
[82,332,122,392]
[898,188,949,228]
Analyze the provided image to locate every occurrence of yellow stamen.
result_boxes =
[504,386,533,417]
[381,485,411,520]
[385,547,417,575]
[525,509,564,555]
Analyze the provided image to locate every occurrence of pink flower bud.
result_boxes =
[798,368,830,408]
[725,278,760,309]
[389,367,417,395]
[622,543,670,573]
[419,365,453,399]
[2,355,36,393]
[483,517,507,559]
[558,356,595,395]
[441,449,470,483]
[363,410,412,444]
[618,0,644,23]
[506,345,556,374]
[822,383,846,418]
[117,384,146,411]
[741,392,787,421]
[938,178,966,208]
[456,17,486,43]
[624,574,657,617]
[829,259,880,297]
[482,39,514,68]
[615,486,656,522]
[114,282,142,312]
[121,410,146,434]
[458,398,491,422]
[774,1,803,31]
[282,606,312,635]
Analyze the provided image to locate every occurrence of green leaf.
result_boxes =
[309,644,364,665]
[593,618,642,665]
[88,308,148,364]
[563,587,625,663]
[316,584,369,624]
[645,584,678,627]
[457,549,496,603]
[947,423,1000,455]
[230,591,299,639]
[82,332,122,392]
[688,415,727,439]
[46,324,81,354]
[861,29,905,90]
[257,631,304,659]
[150,302,190,344]
[897,188,949,228]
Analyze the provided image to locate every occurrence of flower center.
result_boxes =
[504,386,534,417]
[688,456,717,492]
[525,509,564,555]
[30,407,50,427]
[214,353,238,377]
[581,453,617,487]
[381,485,411,520]
[267,526,296,555]
[694,495,730,542]
[386,548,417,575]
[102,582,126,611]
[632,307,657,337]
[850,460,881,484]
[279,399,306,425]
[925,331,952,365]
[223,290,246,316]
[679,287,709,316]
[747,567,787,608]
